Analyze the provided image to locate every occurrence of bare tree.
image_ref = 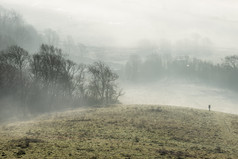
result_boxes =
[87,61,122,105]
[0,45,29,109]
[73,64,87,105]
[30,44,76,108]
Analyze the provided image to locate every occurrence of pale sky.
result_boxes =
[1,0,238,48]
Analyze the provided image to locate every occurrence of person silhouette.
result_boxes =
[208,105,211,111]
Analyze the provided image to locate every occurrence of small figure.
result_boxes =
[208,105,211,111]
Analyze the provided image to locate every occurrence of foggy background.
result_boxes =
[1,0,238,49]
[120,80,238,114]
[1,0,238,120]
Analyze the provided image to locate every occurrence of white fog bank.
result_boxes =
[120,80,238,114]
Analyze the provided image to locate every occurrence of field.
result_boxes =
[0,105,238,158]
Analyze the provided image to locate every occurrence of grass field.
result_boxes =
[0,105,238,158]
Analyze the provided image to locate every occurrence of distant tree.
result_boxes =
[142,54,163,80]
[30,44,64,86]
[125,54,142,81]
[221,55,238,90]
[0,45,29,108]
[43,29,60,47]
[74,64,87,103]
[87,61,123,105]
[63,36,75,55]
[30,44,79,109]
[77,43,87,59]
[223,55,238,69]
[0,53,19,96]
[1,45,29,71]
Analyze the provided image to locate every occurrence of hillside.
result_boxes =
[0,105,238,158]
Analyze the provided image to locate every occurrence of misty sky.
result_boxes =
[1,0,238,48]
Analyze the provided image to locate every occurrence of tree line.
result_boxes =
[0,44,122,119]
[123,53,238,91]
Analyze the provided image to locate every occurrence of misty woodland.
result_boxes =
[1,6,238,120]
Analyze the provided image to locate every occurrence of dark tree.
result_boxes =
[0,45,29,97]
[88,61,122,105]
[30,44,78,109]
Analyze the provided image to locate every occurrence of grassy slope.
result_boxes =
[0,105,238,159]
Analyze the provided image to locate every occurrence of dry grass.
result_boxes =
[0,105,238,158]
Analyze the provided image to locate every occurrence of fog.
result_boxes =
[1,0,238,49]
[0,0,238,122]
[120,79,238,114]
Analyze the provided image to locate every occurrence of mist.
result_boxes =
[120,80,238,114]
[1,1,238,158]
[0,0,238,121]
[1,0,238,49]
